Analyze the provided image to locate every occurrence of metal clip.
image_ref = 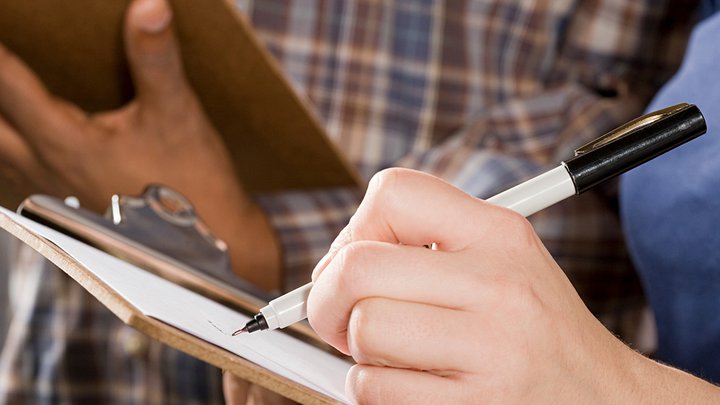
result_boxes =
[574,103,692,156]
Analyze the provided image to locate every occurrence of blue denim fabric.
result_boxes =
[702,0,720,19]
[620,13,720,383]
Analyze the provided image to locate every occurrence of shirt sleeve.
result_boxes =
[256,83,639,312]
[397,0,697,318]
[395,83,644,316]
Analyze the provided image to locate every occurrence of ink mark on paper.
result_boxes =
[207,319,227,335]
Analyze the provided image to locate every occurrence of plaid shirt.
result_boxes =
[0,0,697,403]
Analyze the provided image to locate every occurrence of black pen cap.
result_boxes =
[563,104,707,194]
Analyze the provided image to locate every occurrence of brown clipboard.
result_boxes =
[0,0,361,198]
[0,212,346,405]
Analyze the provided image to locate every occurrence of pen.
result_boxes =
[233,103,707,336]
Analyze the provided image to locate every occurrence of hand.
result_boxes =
[307,168,720,404]
[0,0,279,290]
[0,0,233,212]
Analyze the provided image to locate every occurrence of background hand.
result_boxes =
[0,0,240,212]
[0,0,279,290]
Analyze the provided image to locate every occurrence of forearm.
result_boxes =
[635,354,720,403]
[224,200,281,293]
[177,177,281,293]
[596,330,720,404]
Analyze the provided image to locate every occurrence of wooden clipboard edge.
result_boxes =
[0,212,342,405]
[204,0,364,190]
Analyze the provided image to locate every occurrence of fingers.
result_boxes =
[0,115,33,171]
[353,168,495,248]
[124,0,195,116]
[307,241,493,353]
[0,117,36,197]
[346,297,475,372]
[0,43,84,146]
[312,168,527,280]
[346,365,465,405]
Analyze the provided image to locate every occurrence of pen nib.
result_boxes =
[232,326,248,336]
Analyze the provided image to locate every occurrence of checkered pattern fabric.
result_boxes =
[0,0,697,403]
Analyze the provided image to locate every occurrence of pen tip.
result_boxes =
[232,327,248,336]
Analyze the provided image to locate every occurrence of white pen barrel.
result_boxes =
[486,165,576,217]
[260,282,314,330]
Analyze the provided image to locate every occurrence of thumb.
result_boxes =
[124,0,193,115]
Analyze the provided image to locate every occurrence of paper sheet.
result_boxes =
[0,207,350,403]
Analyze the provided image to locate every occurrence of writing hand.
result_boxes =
[307,168,718,404]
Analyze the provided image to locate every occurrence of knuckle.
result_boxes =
[503,208,534,235]
[367,168,403,195]
[337,240,368,268]
[347,300,378,361]
[497,209,538,250]
[334,241,377,292]
[327,241,378,332]
[333,246,357,296]
[365,168,416,208]
[346,366,381,405]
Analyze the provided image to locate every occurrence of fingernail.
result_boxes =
[311,252,333,282]
[134,0,172,34]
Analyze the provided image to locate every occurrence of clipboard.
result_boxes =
[0,207,351,405]
[0,0,361,200]
[17,188,332,349]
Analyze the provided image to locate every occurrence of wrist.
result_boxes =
[229,198,282,292]
[592,332,720,404]
[632,351,720,403]
[186,182,282,293]
[557,314,651,404]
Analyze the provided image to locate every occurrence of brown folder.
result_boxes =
[0,0,360,195]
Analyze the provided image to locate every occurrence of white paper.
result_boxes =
[1,207,350,403]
